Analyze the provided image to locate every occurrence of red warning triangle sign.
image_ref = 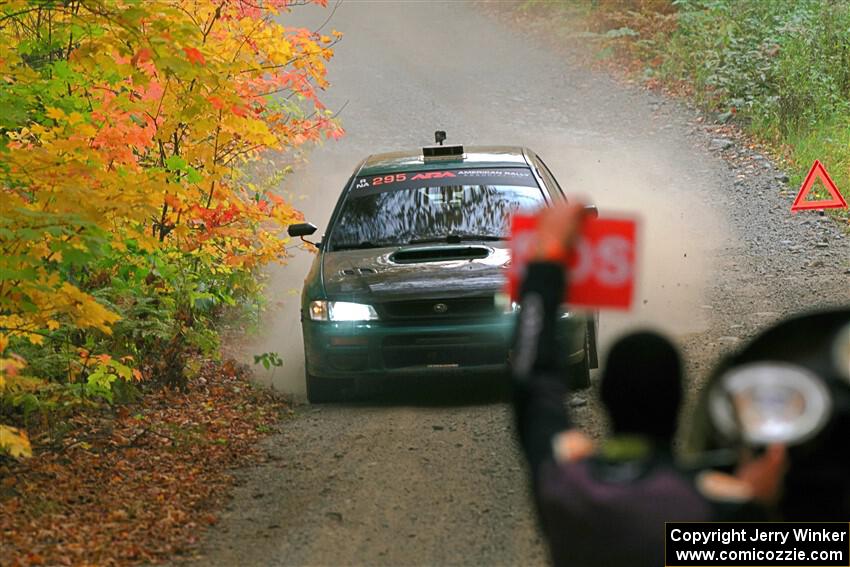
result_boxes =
[791,159,848,212]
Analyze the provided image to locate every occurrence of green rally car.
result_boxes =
[289,136,599,402]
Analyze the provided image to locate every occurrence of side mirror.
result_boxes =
[584,204,599,218]
[288,222,317,238]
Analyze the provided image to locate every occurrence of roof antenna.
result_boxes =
[434,130,446,146]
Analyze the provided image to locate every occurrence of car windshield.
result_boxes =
[328,168,546,250]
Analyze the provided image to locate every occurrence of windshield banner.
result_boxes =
[352,168,538,195]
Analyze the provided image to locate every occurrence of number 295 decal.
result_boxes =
[371,173,407,185]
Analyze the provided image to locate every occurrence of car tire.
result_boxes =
[306,371,343,404]
[588,315,599,370]
[568,327,592,391]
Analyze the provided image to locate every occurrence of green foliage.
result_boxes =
[579,0,850,224]
[253,352,283,371]
[0,0,342,456]
[661,0,850,130]
[605,27,639,39]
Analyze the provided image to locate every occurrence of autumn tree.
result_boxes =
[0,0,342,456]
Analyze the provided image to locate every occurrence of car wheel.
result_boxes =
[306,371,344,404]
[568,328,592,391]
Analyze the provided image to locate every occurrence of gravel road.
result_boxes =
[193,2,850,566]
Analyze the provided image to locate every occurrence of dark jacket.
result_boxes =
[511,263,759,567]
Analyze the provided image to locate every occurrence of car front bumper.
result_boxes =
[303,315,586,380]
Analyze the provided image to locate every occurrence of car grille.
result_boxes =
[382,333,507,369]
[377,296,497,322]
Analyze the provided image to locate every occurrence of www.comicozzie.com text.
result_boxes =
[673,547,845,564]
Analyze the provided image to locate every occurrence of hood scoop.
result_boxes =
[339,267,377,277]
[390,245,490,264]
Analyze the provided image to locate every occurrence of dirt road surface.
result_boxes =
[197,2,850,565]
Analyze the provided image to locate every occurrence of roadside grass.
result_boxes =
[518,0,850,227]
[773,118,850,218]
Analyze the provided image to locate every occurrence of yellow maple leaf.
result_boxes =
[45,107,65,121]
[0,425,32,459]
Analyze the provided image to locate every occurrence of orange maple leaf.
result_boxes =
[183,47,206,66]
[131,48,153,66]
[208,95,226,110]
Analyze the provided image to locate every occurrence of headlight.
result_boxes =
[309,300,379,322]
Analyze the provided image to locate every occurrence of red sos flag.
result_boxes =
[509,213,638,310]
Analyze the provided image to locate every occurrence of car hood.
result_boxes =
[321,244,511,302]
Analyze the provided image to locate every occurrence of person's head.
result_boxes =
[600,331,682,442]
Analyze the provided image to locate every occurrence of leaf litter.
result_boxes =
[0,359,289,566]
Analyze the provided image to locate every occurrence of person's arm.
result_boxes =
[695,445,787,520]
[511,203,590,479]
[511,262,572,478]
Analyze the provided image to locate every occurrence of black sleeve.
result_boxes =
[511,262,573,480]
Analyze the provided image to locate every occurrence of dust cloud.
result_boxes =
[227,2,728,395]
[232,135,726,396]
[228,154,357,396]
[534,136,727,353]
